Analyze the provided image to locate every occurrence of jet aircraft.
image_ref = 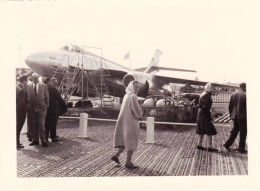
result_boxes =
[25,44,238,100]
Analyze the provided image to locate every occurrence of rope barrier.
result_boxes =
[59,116,230,127]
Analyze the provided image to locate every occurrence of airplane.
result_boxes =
[25,43,239,101]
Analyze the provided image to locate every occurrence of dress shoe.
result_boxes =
[197,146,206,150]
[42,142,48,147]
[207,147,218,152]
[29,141,39,146]
[125,162,138,169]
[223,144,230,151]
[52,138,61,142]
[111,156,120,164]
[238,150,247,154]
[28,138,32,142]
[17,144,24,149]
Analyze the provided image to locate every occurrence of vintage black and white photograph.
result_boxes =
[1,0,260,190]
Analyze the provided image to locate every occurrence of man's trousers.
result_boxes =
[225,119,247,151]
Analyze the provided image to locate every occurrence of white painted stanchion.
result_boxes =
[78,113,88,138]
[146,117,155,143]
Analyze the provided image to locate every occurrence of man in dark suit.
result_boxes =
[26,73,49,147]
[26,76,33,142]
[224,83,247,153]
[44,78,66,142]
[16,75,28,149]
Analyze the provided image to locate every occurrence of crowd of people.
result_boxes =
[17,74,247,169]
[111,81,247,169]
[16,73,66,149]
[195,82,247,154]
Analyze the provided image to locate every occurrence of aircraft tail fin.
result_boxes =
[144,49,163,73]
[134,49,198,74]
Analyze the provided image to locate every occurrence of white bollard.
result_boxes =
[146,117,155,143]
[78,113,88,138]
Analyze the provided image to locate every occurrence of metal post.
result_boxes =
[87,71,88,100]
[81,50,84,107]
[100,48,103,108]
[146,117,155,143]
[82,45,103,107]
[18,45,22,76]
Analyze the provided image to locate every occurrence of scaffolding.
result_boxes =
[52,45,115,111]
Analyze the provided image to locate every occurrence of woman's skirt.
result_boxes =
[196,119,217,135]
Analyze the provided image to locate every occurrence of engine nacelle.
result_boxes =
[123,74,135,87]
[122,72,150,98]
[123,72,151,87]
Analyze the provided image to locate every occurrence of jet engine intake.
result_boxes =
[123,72,150,97]
[123,74,135,87]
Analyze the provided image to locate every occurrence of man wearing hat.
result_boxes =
[224,83,247,153]
[16,75,28,149]
[26,73,49,147]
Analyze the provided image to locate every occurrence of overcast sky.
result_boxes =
[1,0,259,83]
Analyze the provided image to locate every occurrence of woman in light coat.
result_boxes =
[111,81,143,169]
[196,83,218,152]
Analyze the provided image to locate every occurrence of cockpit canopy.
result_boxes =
[60,43,104,59]
[61,44,83,53]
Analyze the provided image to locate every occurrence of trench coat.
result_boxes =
[229,89,247,120]
[113,93,143,151]
[196,91,217,135]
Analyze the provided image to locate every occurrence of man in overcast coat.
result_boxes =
[224,83,247,153]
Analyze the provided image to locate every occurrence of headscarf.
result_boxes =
[125,81,138,95]
[204,82,212,94]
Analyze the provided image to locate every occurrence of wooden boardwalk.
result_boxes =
[17,119,248,177]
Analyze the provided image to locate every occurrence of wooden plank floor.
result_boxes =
[17,119,248,177]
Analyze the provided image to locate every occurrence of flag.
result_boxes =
[123,50,130,60]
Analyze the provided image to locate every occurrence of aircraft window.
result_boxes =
[61,44,83,53]
[61,44,93,56]
[49,56,57,60]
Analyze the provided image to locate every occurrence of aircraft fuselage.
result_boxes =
[25,45,158,98]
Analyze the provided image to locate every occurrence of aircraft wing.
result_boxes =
[82,68,128,79]
[153,74,239,89]
[134,67,146,72]
[102,69,128,79]
[135,66,197,73]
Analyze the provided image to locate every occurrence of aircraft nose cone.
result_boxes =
[25,53,42,68]
[25,57,33,68]
[25,53,50,77]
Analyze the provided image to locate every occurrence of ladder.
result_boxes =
[53,53,115,107]
[58,66,82,103]
[87,70,115,107]
[50,54,69,81]
[50,66,66,82]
